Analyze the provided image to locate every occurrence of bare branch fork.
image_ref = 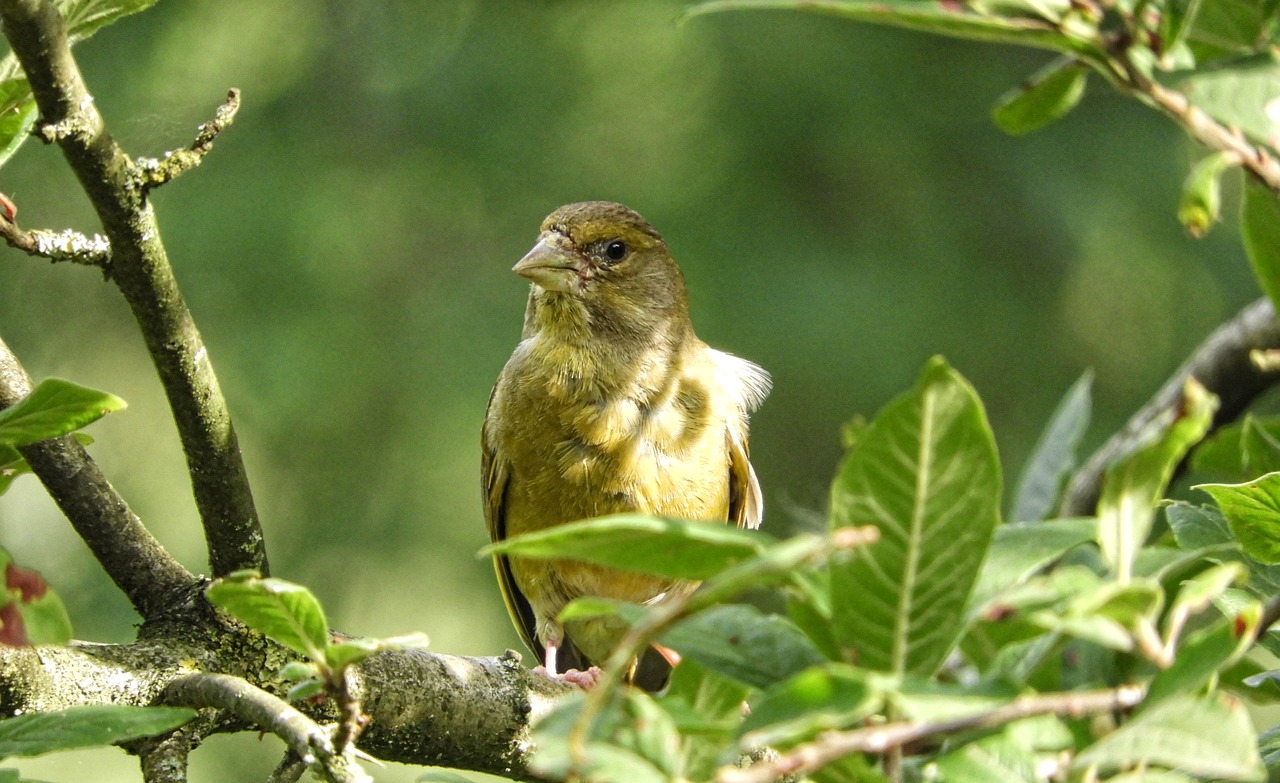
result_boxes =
[0,0,266,578]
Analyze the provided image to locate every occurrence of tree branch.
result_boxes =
[0,640,568,782]
[718,684,1148,783]
[0,0,267,578]
[1061,297,1280,516]
[0,336,197,619]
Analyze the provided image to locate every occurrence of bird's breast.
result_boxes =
[496,337,731,527]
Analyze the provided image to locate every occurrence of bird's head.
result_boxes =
[514,201,690,340]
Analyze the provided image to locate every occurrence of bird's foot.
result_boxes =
[532,664,605,689]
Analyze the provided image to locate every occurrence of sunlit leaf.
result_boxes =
[685,0,1102,59]
[1073,693,1264,780]
[829,356,1001,676]
[1198,471,1280,563]
[1097,379,1215,580]
[482,515,768,581]
[206,572,329,662]
[0,378,126,447]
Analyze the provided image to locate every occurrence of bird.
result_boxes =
[482,201,769,690]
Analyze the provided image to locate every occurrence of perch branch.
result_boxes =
[0,0,267,578]
[0,641,568,782]
[1061,297,1280,516]
[0,336,197,619]
[718,684,1148,783]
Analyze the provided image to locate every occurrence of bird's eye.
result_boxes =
[604,240,628,262]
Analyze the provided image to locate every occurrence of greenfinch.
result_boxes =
[483,201,769,690]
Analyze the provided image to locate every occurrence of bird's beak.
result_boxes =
[512,235,583,293]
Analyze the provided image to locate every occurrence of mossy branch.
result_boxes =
[0,337,196,619]
[0,0,267,578]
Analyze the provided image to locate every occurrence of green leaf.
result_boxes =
[660,604,827,689]
[1011,371,1092,522]
[0,379,126,447]
[1180,0,1272,63]
[1178,151,1235,237]
[1180,60,1280,142]
[992,59,1087,135]
[930,731,1038,782]
[738,664,881,748]
[1146,607,1260,708]
[1192,413,1280,481]
[1243,176,1280,314]
[829,356,1001,676]
[1097,379,1216,580]
[61,0,161,44]
[662,660,750,781]
[481,515,768,581]
[1197,471,1280,563]
[205,572,330,662]
[1072,692,1264,780]
[1160,0,1204,57]
[0,444,31,496]
[285,679,324,702]
[530,692,671,783]
[967,517,1095,618]
[15,590,72,646]
[0,706,194,758]
[323,632,430,671]
[684,0,1103,59]
[785,569,841,661]
[0,79,36,171]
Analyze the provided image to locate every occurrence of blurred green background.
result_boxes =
[0,1,1262,780]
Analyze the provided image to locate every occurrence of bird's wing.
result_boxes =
[482,386,543,661]
[727,427,763,530]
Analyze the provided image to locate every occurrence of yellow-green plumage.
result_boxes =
[483,201,769,689]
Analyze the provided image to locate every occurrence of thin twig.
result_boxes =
[133,89,241,190]
[267,752,307,783]
[0,215,110,266]
[164,673,370,783]
[137,728,192,783]
[717,684,1148,783]
[0,0,268,577]
[0,336,197,619]
[1061,297,1280,516]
